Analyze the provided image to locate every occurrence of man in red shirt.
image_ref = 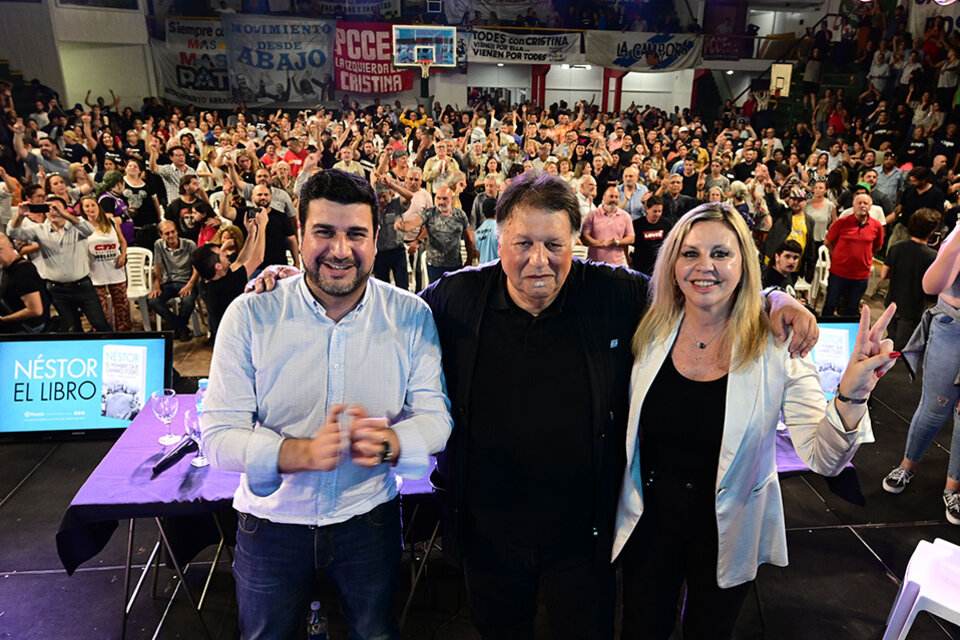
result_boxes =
[821,192,884,317]
[282,137,309,178]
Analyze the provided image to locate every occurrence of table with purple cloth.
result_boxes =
[56,394,437,575]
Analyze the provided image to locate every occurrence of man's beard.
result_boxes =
[304,255,369,298]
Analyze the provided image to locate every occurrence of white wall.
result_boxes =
[0,1,64,99]
[58,42,153,112]
[543,66,601,108]
[433,71,467,110]
[621,69,695,112]
[468,63,530,92]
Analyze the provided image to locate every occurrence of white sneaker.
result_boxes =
[882,466,914,494]
[945,491,960,526]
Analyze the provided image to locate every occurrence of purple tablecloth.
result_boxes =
[56,394,437,574]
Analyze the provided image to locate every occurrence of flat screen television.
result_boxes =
[0,332,173,441]
[810,318,861,402]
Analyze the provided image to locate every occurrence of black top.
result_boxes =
[638,353,728,488]
[897,185,946,228]
[421,259,649,565]
[467,276,593,546]
[260,208,296,270]
[0,258,49,333]
[761,265,797,290]
[165,197,214,244]
[206,265,249,339]
[632,216,671,275]
[884,240,938,319]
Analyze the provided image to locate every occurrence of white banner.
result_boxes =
[585,31,703,72]
[222,15,337,107]
[908,0,959,37]
[467,28,582,64]
[151,19,234,108]
[443,0,556,28]
[315,0,400,17]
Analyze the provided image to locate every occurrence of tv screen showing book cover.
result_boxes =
[0,332,172,439]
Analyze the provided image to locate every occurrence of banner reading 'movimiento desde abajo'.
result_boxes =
[222,14,337,107]
[585,31,703,72]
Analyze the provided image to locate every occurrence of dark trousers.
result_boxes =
[373,247,409,291]
[233,498,401,640]
[147,281,197,332]
[887,314,921,351]
[620,474,751,640]
[48,277,111,332]
[462,529,615,640]
[426,264,460,284]
[821,273,869,317]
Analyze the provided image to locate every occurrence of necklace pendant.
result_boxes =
[697,341,707,349]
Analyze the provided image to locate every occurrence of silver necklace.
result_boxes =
[687,322,727,349]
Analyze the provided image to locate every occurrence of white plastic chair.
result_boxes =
[572,244,590,260]
[882,538,960,640]
[809,244,831,305]
[124,247,153,331]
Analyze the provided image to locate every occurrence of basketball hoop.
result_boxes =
[417,60,432,79]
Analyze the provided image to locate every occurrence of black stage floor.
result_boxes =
[2,362,959,640]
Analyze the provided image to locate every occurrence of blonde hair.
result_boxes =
[213,224,245,251]
[631,202,769,370]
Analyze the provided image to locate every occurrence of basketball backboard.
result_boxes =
[392,25,457,68]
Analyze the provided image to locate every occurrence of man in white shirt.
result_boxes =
[202,169,451,640]
[576,175,597,228]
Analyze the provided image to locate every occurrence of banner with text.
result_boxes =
[317,0,399,17]
[222,14,337,107]
[468,28,582,64]
[334,21,413,94]
[908,0,958,37]
[150,19,233,108]
[443,0,555,28]
[585,31,703,72]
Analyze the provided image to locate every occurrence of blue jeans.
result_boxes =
[234,497,401,640]
[821,273,869,318]
[147,281,197,332]
[426,264,459,284]
[373,247,409,291]
[904,312,960,482]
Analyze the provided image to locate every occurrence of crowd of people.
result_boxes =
[1,4,960,636]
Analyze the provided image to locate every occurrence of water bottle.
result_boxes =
[195,378,208,415]
[306,601,328,640]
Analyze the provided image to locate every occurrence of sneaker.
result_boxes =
[945,491,960,526]
[176,329,192,342]
[882,466,914,494]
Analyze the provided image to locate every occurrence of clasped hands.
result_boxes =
[278,404,400,473]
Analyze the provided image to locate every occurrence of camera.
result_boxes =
[27,203,50,214]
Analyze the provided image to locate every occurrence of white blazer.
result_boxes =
[611,320,874,588]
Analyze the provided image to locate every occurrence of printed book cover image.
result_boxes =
[100,344,147,420]
[813,327,850,398]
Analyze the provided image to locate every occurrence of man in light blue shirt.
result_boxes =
[202,169,452,640]
[873,153,904,205]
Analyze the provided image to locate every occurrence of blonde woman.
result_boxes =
[614,202,896,639]
[80,196,131,331]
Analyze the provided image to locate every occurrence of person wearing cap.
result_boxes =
[822,191,884,317]
[7,196,112,332]
[759,181,817,280]
[872,151,904,206]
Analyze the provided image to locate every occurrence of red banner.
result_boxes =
[334,21,413,94]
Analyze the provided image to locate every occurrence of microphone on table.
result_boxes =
[152,436,199,477]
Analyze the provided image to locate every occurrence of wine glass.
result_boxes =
[183,408,208,468]
[151,389,180,446]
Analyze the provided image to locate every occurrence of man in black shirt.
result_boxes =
[0,232,48,333]
[761,239,801,291]
[190,208,268,343]
[882,208,940,349]
[733,147,758,182]
[890,166,946,246]
[165,175,213,244]
[660,174,699,226]
[932,123,960,172]
[632,195,670,275]
[219,184,298,272]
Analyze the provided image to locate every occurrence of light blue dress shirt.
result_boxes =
[201,274,453,526]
